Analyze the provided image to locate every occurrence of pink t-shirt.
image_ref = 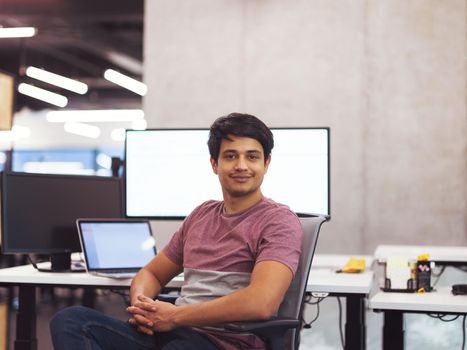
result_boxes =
[163,198,303,350]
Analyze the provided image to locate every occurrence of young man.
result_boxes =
[50,113,303,350]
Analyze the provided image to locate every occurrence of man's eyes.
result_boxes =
[223,153,260,160]
[224,153,237,159]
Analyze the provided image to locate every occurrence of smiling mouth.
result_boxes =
[231,176,251,183]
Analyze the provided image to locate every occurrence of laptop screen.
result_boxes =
[78,220,156,271]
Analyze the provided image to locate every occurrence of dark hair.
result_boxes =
[208,112,274,163]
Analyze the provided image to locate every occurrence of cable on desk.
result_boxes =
[337,297,345,350]
[462,315,466,350]
[427,313,460,322]
[302,296,326,329]
[27,254,40,270]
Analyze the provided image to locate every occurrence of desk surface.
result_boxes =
[374,245,467,263]
[0,254,375,296]
[369,287,467,313]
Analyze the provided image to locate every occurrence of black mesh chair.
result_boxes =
[224,214,329,350]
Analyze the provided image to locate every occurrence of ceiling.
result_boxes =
[0,0,144,111]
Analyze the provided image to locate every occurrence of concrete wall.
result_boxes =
[143,0,466,253]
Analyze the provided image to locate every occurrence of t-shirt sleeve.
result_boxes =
[162,223,185,266]
[161,202,207,266]
[255,210,303,276]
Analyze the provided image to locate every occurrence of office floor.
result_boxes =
[4,275,466,350]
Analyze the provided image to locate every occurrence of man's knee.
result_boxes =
[50,305,94,334]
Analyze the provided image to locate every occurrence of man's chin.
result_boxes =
[227,189,255,198]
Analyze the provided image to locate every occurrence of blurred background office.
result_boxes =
[1,0,465,253]
[0,1,466,349]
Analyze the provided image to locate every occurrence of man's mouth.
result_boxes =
[231,175,251,183]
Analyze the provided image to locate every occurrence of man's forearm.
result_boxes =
[171,284,276,328]
[130,267,162,305]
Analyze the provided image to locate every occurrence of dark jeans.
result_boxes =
[50,306,222,350]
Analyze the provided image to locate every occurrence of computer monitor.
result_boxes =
[1,172,123,271]
[0,70,15,130]
[125,128,330,218]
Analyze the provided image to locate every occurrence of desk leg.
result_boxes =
[15,285,37,350]
[345,295,366,350]
[383,311,404,350]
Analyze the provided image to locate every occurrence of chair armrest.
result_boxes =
[157,293,178,304]
[224,317,299,333]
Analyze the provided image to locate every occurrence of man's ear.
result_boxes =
[264,155,271,173]
[210,157,218,174]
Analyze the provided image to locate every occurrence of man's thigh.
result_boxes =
[51,306,221,350]
[158,327,221,350]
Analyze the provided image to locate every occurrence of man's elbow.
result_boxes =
[251,300,280,320]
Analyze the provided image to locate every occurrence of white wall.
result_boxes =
[143,0,467,253]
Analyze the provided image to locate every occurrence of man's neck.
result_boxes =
[223,191,264,215]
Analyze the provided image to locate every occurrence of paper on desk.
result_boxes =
[386,256,410,289]
[338,257,366,273]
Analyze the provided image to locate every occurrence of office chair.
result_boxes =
[224,214,329,350]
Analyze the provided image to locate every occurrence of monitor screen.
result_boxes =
[1,172,123,255]
[125,128,330,218]
[0,70,15,130]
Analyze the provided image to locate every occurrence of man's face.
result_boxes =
[211,135,270,199]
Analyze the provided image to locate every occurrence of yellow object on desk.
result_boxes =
[338,257,366,273]
[417,253,430,261]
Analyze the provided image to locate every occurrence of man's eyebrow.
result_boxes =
[221,149,262,154]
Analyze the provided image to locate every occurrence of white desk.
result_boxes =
[0,254,374,350]
[374,245,467,265]
[369,288,467,350]
[309,255,374,350]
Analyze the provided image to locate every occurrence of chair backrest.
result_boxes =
[278,214,329,349]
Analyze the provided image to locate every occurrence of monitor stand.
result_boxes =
[50,253,71,271]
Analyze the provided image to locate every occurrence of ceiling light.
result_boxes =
[26,66,88,94]
[104,69,147,96]
[0,27,36,38]
[46,109,144,122]
[96,153,112,169]
[64,122,100,139]
[18,83,68,107]
[111,128,126,142]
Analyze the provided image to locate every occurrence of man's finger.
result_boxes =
[134,314,153,328]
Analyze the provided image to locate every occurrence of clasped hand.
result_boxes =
[127,294,177,335]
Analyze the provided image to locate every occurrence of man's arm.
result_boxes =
[128,260,293,333]
[130,251,183,306]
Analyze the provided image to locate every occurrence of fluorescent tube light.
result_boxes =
[46,109,144,122]
[18,83,68,107]
[104,69,147,96]
[0,27,36,38]
[64,122,100,139]
[111,128,126,142]
[96,153,112,169]
[26,66,88,94]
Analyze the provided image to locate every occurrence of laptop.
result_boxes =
[77,218,157,279]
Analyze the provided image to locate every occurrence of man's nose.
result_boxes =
[234,156,248,170]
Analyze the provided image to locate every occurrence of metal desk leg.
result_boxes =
[15,285,37,350]
[383,310,404,350]
[345,294,366,350]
